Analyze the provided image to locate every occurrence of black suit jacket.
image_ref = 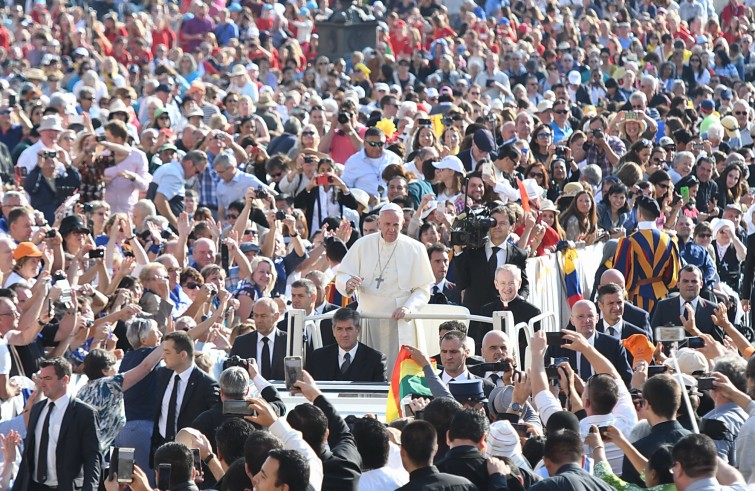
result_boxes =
[473,297,541,355]
[151,366,220,452]
[457,148,475,172]
[312,395,362,491]
[293,185,359,231]
[229,329,288,380]
[429,280,462,305]
[650,296,723,342]
[545,331,633,385]
[14,397,101,491]
[436,445,495,491]
[596,319,646,367]
[397,465,480,491]
[452,241,529,314]
[306,342,387,382]
[622,302,652,340]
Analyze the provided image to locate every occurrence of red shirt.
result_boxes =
[152,28,176,54]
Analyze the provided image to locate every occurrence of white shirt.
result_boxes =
[637,220,658,230]
[486,241,507,267]
[681,297,699,316]
[579,381,638,475]
[35,393,71,486]
[441,369,469,383]
[431,278,448,293]
[604,319,623,338]
[342,149,402,196]
[158,364,195,438]
[256,329,278,368]
[338,344,359,368]
[0,337,10,375]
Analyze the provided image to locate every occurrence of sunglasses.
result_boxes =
[244,229,256,235]
[537,133,552,139]
[529,172,544,178]
[735,111,748,116]
[227,214,239,220]
[698,233,712,238]
[658,183,671,189]
[302,131,316,136]
[553,109,569,114]
[185,282,202,290]
[0,110,10,115]
[367,141,385,147]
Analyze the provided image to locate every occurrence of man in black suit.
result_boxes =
[191,364,285,452]
[595,283,648,367]
[439,331,495,399]
[476,264,541,356]
[397,420,492,491]
[230,298,288,380]
[14,357,101,491]
[153,442,202,491]
[427,243,462,305]
[546,300,633,385]
[457,128,496,172]
[279,278,338,352]
[305,270,341,344]
[152,331,220,463]
[452,205,529,314]
[651,265,723,342]
[307,308,387,382]
[287,371,362,491]
[599,269,652,338]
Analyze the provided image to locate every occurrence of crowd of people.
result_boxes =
[0,0,755,488]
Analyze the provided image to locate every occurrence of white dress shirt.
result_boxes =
[681,297,699,316]
[604,319,623,338]
[35,393,71,486]
[441,369,470,383]
[158,364,195,438]
[486,241,507,266]
[256,330,278,368]
[338,344,359,368]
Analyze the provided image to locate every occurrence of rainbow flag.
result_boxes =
[562,248,583,307]
[386,346,435,422]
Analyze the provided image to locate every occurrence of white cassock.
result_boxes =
[335,232,434,369]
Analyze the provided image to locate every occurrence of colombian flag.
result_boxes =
[562,248,583,307]
[386,346,435,422]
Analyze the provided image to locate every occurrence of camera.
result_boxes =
[554,146,566,157]
[450,207,497,249]
[276,210,286,220]
[83,203,93,213]
[592,128,604,139]
[256,186,268,199]
[45,229,57,238]
[337,112,349,124]
[303,155,315,164]
[223,355,251,370]
[96,135,107,143]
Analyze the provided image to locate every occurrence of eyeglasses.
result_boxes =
[735,111,748,116]
[553,109,569,114]
[658,183,671,189]
[698,233,712,238]
[185,282,202,290]
[244,229,256,235]
[366,141,385,147]
[0,110,10,115]
[227,214,239,220]
[537,133,552,139]
[529,172,544,178]
[690,58,700,62]
[301,131,316,136]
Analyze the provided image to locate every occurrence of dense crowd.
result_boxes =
[0,0,755,489]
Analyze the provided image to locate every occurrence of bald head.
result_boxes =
[193,238,217,269]
[600,269,625,289]
[482,330,512,363]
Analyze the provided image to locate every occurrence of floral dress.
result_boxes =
[77,373,126,454]
[594,460,677,491]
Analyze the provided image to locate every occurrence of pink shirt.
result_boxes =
[103,149,151,214]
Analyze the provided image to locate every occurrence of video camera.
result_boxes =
[450,207,497,249]
[223,355,251,370]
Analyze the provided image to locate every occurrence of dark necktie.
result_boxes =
[165,374,180,442]
[608,326,618,338]
[341,352,351,374]
[490,373,501,386]
[580,354,592,380]
[431,285,448,304]
[432,286,439,295]
[37,401,55,483]
[261,337,271,379]
[488,246,501,277]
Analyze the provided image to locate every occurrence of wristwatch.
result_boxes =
[508,402,523,413]
[202,453,216,466]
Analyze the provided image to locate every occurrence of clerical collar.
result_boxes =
[379,234,399,247]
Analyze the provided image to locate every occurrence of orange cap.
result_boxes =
[13,242,43,261]
[622,334,655,364]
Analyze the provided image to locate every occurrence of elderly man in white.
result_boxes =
[336,203,434,366]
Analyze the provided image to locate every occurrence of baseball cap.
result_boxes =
[473,129,496,153]
[13,242,43,261]
[426,88,439,98]
[432,155,465,174]
[700,99,715,113]
[567,70,581,85]
[659,136,675,147]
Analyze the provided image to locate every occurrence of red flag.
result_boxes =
[517,179,531,212]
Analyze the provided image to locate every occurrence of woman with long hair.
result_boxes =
[559,190,599,243]
[715,163,745,206]
[288,124,320,160]
[433,156,465,206]
[524,162,550,192]
[596,183,630,236]
[529,123,554,164]
[235,256,278,321]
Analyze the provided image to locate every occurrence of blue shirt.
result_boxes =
[550,121,573,144]
[0,124,23,153]
[679,240,717,290]
[214,22,239,46]
[702,402,748,465]
[197,158,219,209]
[119,347,159,421]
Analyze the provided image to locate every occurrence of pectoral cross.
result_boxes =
[375,276,384,289]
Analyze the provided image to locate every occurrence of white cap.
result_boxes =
[380,203,403,215]
[426,87,439,98]
[486,420,523,459]
[421,200,438,220]
[568,70,582,85]
[433,156,465,174]
[522,178,545,199]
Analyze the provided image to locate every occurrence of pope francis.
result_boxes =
[335,203,434,366]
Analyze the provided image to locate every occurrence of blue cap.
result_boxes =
[228,3,242,11]
[473,6,485,18]
[700,99,715,112]
[299,7,309,15]
[448,379,488,403]
[262,4,274,10]
[306,0,318,9]
[498,17,510,24]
